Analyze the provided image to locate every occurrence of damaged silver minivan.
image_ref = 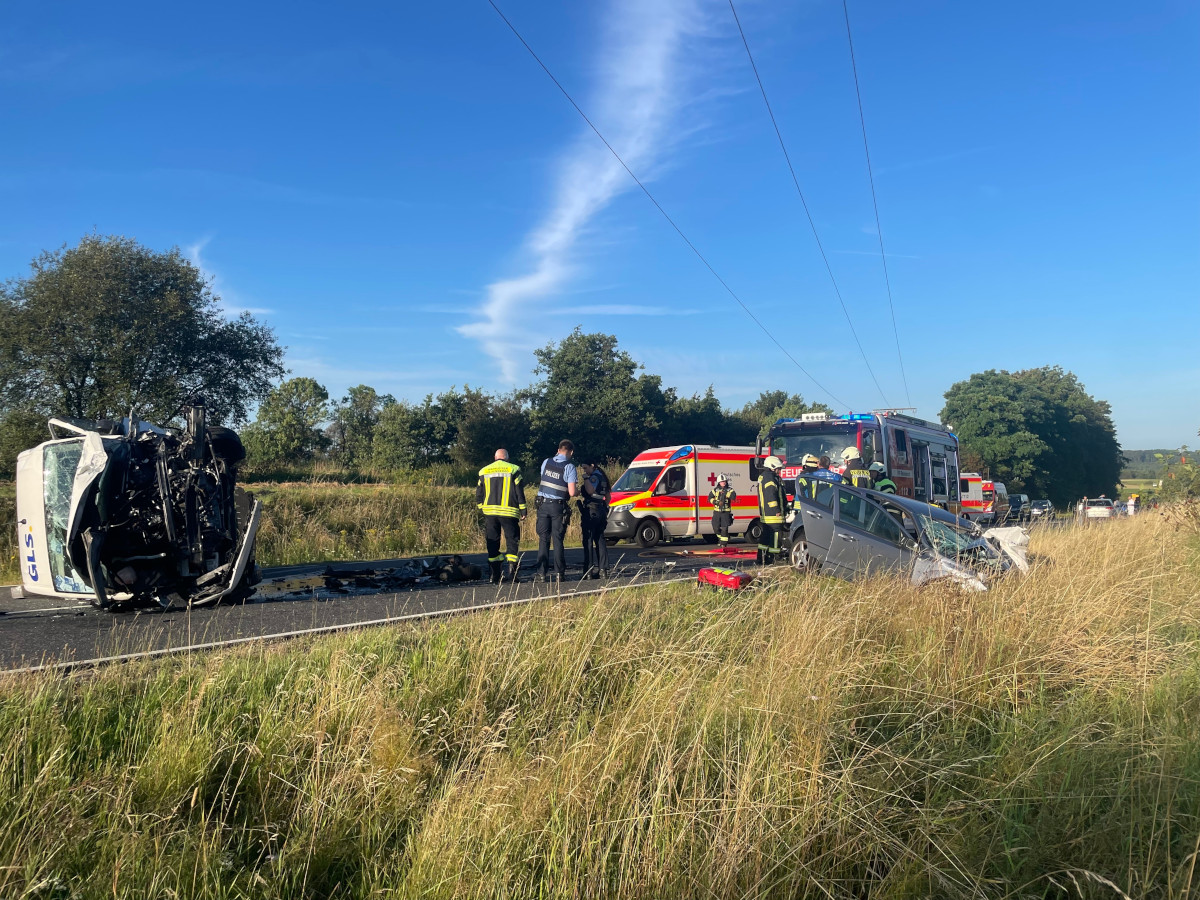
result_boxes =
[787,483,1027,591]
[14,401,261,610]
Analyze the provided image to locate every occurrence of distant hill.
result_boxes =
[1122,449,1175,479]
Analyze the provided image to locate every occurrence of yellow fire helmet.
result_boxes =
[763,456,784,471]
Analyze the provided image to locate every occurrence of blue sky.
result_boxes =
[2,0,1197,448]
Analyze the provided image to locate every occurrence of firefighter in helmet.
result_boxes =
[756,456,787,565]
[841,446,872,489]
[868,461,896,494]
[708,473,737,544]
[794,453,821,500]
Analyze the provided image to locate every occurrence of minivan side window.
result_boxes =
[812,482,836,510]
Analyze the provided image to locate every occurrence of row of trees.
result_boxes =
[241,329,828,472]
[0,235,1162,505]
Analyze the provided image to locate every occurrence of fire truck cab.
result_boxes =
[756,411,962,513]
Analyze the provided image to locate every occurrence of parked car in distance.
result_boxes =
[1008,493,1030,523]
[1085,498,1116,520]
[786,483,1015,591]
[1028,499,1053,519]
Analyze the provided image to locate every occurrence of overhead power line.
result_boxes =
[841,0,911,407]
[727,0,889,408]
[484,0,848,410]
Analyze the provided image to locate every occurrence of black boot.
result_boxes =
[489,561,503,584]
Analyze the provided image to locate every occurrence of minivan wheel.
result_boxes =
[744,520,763,545]
[635,519,662,548]
[790,536,812,571]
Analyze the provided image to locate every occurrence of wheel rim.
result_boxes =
[791,539,809,570]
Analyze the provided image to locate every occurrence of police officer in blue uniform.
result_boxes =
[536,439,578,583]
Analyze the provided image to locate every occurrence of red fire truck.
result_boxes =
[755,411,962,513]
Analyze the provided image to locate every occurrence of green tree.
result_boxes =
[242,377,330,466]
[0,235,283,425]
[451,390,532,471]
[941,366,1122,506]
[326,385,395,469]
[526,329,669,462]
[737,391,832,437]
[660,387,758,447]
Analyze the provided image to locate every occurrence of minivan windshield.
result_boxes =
[612,466,659,494]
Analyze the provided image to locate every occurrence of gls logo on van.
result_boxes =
[23,525,38,582]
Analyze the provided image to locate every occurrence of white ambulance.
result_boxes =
[605,444,759,547]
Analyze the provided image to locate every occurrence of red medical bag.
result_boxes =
[697,567,754,590]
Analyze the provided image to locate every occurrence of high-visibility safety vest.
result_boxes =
[756,471,786,524]
[794,472,818,500]
[874,477,897,494]
[844,463,872,489]
[538,456,571,501]
[476,460,526,518]
[708,484,736,512]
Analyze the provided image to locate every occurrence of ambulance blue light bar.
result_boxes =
[668,445,694,461]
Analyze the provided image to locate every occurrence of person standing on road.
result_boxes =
[579,460,611,578]
[868,461,897,494]
[841,447,872,488]
[793,454,821,500]
[476,449,527,584]
[708,473,737,545]
[756,456,787,565]
[536,439,577,583]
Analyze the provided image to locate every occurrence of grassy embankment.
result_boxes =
[1,513,1199,897]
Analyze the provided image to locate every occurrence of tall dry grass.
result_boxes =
[0,515,1198,897]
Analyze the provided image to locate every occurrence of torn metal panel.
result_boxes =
[983,526,1030,573]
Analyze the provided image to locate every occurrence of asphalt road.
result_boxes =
[0,542,754,673]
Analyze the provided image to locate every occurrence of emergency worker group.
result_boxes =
[477,440,896,579]
[475,439,610,585]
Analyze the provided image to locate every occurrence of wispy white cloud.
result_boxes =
[460,0,707,382]
[185,237,274,317]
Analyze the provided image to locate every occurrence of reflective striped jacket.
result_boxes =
[756,471,786,524]
[476,460,526,518]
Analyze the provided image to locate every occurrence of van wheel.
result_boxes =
[744,520,763,545]
[790,536,812,571]
[635,519,662,548]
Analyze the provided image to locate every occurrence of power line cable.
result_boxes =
[484,0,848,410]
[841,0,911,407]
[727,0,889,407]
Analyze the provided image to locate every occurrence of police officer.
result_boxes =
[536,439,577,583]
[869,461,897,494]
[840,447,872,488]
[756,456,787,565]
[476,448,527,583]
[793,454,821,500]
[579,460,611,578]
[708,473,736,544]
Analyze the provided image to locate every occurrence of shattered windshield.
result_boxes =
[43,440,92,593]
[612,466,658,493]
[917,515,999,567]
